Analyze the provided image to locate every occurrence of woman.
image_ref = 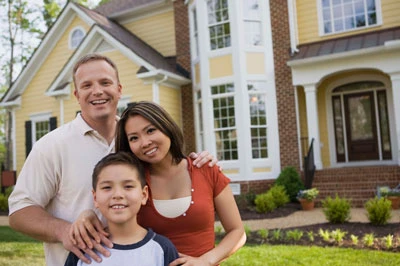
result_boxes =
[72,101,246,265]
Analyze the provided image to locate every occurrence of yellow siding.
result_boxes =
[297,0,400,44]
[209,55,233,79]
[159,86,182,127]
[246,53,265,75]
[123,10,176,57]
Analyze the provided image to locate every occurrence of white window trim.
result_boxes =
[30,112,52,145]
[316,0,383,37]
[68,26,86,49]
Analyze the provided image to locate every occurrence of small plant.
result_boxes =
[350,234,359,245]
[272,229,282,241]
[322,194,351,224]
[214,225,223,234]
[383,234,394,249]
[363,233,375,247]
[0,193,8,212]
[244,225,252,238]
[319,229,331,242]
[365,197,392,225]
[330,229,347,245]
[274,166,305,202]
[254,192,276,213]
[297,188,319,201]
[257,229,269,243]
[386,188,400,197]
[286,229,303,242]
[268,185,290,207]
[307,231,315,242]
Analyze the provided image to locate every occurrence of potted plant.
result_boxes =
[385,188,400,210]
[297,188,319,210]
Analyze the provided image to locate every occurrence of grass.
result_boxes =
[1,226,400,265]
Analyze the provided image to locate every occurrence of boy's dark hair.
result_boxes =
[92,152,146,190]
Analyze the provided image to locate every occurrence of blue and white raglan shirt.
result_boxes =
[64,229,179,266]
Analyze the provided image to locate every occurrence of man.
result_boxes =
[8,54,215,265]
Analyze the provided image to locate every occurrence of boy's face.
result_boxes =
[93,164,148,225]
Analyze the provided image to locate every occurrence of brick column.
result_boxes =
[270,0,300,170]
[173,0,195,154]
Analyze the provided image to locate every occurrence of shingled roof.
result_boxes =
[290,26,400,61]
[94,0,162,16]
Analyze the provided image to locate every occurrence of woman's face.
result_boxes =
[124,115,171,164]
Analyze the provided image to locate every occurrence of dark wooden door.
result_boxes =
[344,92,379,161]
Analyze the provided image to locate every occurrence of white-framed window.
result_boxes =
[69,27,85,49]
[243,0,262,47]
[207,0,231,50]
[247,81,268,159]
[319,0,380,35]
[211,83,237,160]
[117,96,131,116]
[194,88,204,151]
[30,112,51,144]
[190,7,200,59]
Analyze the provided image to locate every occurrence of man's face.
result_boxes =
[74,60,122,122]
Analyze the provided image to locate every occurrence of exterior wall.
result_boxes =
[159,86,182,127]
[123,10,176,57]
[297,0,400,44]
[246,53,265,75]
[209,55,233,79]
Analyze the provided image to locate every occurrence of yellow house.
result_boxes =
[1,0,400,206]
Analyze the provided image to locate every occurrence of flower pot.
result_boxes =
[299,199,315,211]
[387,196,400,210]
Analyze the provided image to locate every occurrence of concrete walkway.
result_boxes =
[216,208,400,231]
[2,208,399,230]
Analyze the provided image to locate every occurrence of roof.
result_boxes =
[290,27,400,61]
[94,0,163,16]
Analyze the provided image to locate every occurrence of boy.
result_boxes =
[64,152,178,266]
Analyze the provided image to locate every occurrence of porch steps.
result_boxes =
[308,165,400,208]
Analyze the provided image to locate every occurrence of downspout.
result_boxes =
[287,0,299,54]
[153,75,168,104]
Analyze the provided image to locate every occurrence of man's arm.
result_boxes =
[9,206,106,264]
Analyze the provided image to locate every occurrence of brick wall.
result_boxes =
[173,0,196,153]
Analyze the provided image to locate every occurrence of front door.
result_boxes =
[343,92,379,161]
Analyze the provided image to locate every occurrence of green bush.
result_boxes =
[0,193,8,212]
[322,194,351,224]
[274,166,304,202]
[254,192,276,213]
[268,185,290,207]
[365,197,392,226]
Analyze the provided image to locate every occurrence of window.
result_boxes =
[321,0,378,34]
[243,0,262,47]
[211,83,237,160]
[26,113,57,157]
[70,27,85,49]
[191,8,200,59]
[207,0,231,50]
[117,96,131,116]
[248,81,268,158]
[195,89,204,151]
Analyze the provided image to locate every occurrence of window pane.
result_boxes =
[208,0,230,50]
[35,121,49,141]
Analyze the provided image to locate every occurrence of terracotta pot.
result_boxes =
[299,199,315,211]
[387,196,400,210]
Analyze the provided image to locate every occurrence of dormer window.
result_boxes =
[69,27,85,49]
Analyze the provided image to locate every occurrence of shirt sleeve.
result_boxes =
[64,252,79,266]
[153,233,179,266]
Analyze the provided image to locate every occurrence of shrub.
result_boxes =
[254,192,276,213]
[274,166,305,202]
[365,197,392,225]
[322,194,351,224]
[0,193,8,212]
[268,185,290,207]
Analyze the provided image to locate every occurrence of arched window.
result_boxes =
[69,27,85,49]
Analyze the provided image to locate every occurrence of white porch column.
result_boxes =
[390,72,400,165]
[304,83,322,169]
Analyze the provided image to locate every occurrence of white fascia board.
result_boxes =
[137,69,191,87]
[1,3,96,103]
[0,96,21,108]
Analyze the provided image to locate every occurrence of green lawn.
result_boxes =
[1,226,400,265]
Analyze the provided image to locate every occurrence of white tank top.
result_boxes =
[153,196,192,218]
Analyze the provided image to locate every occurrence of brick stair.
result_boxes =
[306,165,400,207]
